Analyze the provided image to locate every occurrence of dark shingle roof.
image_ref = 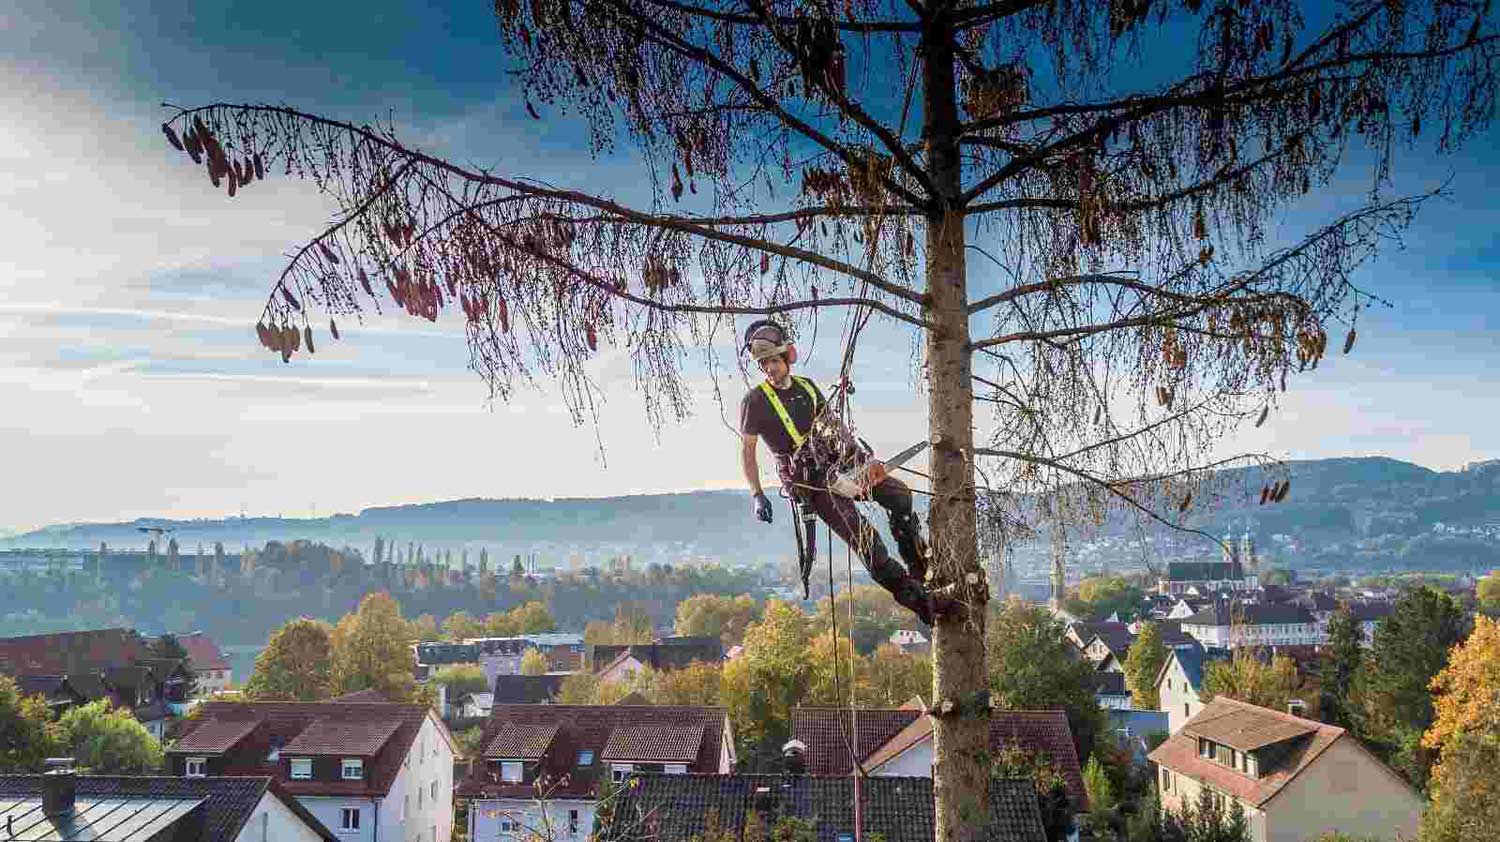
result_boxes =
[1182,602,1316,627]
[597,774,1045,842]
[171,701,442,797]
[281,716,404,756]
[331,687,391,703]
[790,708,921,776]
[461,705,729,799]
[484,721,560,759]
[0,775,337,842]
[174,718,260,754]
[1095,672,1128,696]
[1165,562,1242,582]
[593,637,724,673]
[601,723,706,762]
[492,673,566,705]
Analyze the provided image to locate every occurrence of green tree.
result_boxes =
[1124,621,1168,710]
[557,673,601,705]
[585,608,656,645]
[675,594,759,646]
[992,746,1072,842]
[58,700,164,774]
[411,613,441,642]
[1075,577,1144,622]
[1201,650,1304,713]
[645,660,723,706]
[1082,755,1117,836]
[721,600,812,759]
[243,617,334,701]
[1319,604,1364,727]
[150,633,200,698]
[509,601,557,634]
[0,675,60,772]
[430,664,490,698]
[1361,585,1470,785]
[520,648,549,676]
[864,643,933,707]
[1171,785,1250,842]
[1420,733,1500,842]
[330,592,422,702]
[988,599,1104,761]
[1477,570,1500,617]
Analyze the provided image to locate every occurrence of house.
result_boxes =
[176,631,233,695]
[1106,709,1170,763]
[1347,600,1395,646]
[594,637,724,683]
[1157,533,1260,596]
[0,628,190,738]
[1165,597,1210,620]
[596,773,1046,842]
[460,704,735,842]
[0,769,338,841]
[413,642,480,681]
[1095,671,1133,711]
[457,692,496,719]
[492,674,567,706]
[1149,697,1423,842]
[1064,621,1130,655]
[1179,603,1323,649]
[477,635,586,688]
[167,700,456,842]
[888,629,930,655]
[1154,646,1229,734]
[793,706,1087,812]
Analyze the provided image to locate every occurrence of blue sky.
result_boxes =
[1,0,1497,533]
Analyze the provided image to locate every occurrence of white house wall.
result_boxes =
[297,795,380,842]
[233,791,328,842]
[870,740,934,777]
[1157,658,1201,734]
[470,797,596,842]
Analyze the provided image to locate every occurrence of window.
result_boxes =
[185,757,207,778]
[664,764,688,775]
[340,807,360,831]
[418,787,424,809]
[402,795,409,821]
[1161,768,1171,792]
[1184,702,1191,718]
[431,780,438,799]
[290,758,312,780]
[342,758,364,780]
[568,809,580,834]
[500,819,519,833]
[501,761,524,783]
[577,750,595,767]
[611,764,633,783]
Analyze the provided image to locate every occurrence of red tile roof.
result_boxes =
[853,708,1088,809]
[174,718,260,754]
[0,628,151,676]
[461,705,730,800]
[1148,697,1351,807]
[600,724,706,763]
[484,722,560,760]
[331,688,390,703]
[176,632,230,671]
[282,717,404,756]
[170,701,445,797]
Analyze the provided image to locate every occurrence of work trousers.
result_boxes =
[796,473,930,617]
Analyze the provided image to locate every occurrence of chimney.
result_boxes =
[781,739,807,776]
[42,758,76,818]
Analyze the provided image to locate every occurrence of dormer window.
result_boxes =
[267,736,285,762]
[342,758,364,780]
[501,761,523,783]
[577,750,595,767]
[290,758,312,780]
[185,757,207,778]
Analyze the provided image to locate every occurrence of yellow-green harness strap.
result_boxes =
[759,376,820,449]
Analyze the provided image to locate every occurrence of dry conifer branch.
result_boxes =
[158,1,1498,838]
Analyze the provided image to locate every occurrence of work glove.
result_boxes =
[752,492,774,524]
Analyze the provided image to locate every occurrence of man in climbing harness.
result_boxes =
[737,320,954,625]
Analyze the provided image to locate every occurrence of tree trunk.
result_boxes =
[922,10,990,842]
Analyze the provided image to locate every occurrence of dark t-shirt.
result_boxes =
[739,376,826,458]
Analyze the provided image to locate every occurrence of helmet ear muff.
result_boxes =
[784,344,798,365]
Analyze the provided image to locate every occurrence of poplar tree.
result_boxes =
[160,2,1497,835]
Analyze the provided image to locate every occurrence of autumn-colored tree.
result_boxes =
[1125,621,1169,709]
[430,663,490,698]
[0,675,61,772]
[864,643,933,707]
[411,613,441,642]
[1420,733,1500,842]
[1477,570,1500,617]
[510,601,558,634]
[58,699,164,774]
[585,608,657,645]
[520,647,549,676]
[646,660,724,706]
[721,600,812,757]
[161,0,1500,832]
[1075,577,1144,622]
[1200,650,1305,714]
[675,594,760,646]
[243,617,335,701]
[330,592,422,702]
[442,610,485,642]
[1424,615,1500,751]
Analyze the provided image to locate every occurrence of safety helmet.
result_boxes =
[742,319,798,364]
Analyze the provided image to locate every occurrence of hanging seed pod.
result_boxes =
[1093,404,1102,424]
[498,297,510,333]
[1255,405,1269,427]
[184,131,203,164]
[586,323,598,352]
[1275,480,1291,502]
[227,171,237,198]
[1343,328,1357,354]
[318,243,340,264]
[304,325,316,354]
[253,153,265,181]
[329,319,340,340]
[255,322,272,348]
[1259,485,1270,505]
[760,253,770,275]
[162,123,184,152]
[281,286,302,311]
[671,165,684,201]
[288,325,301,353]
[526,100,541,120]
[1192,205,1207,240]
[241,156,254,184]
[358,267,374,297]
[1179,493,1192,513]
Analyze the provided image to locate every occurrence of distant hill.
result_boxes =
[4,457,1497,570]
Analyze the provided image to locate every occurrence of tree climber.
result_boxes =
[737,320,955,625]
